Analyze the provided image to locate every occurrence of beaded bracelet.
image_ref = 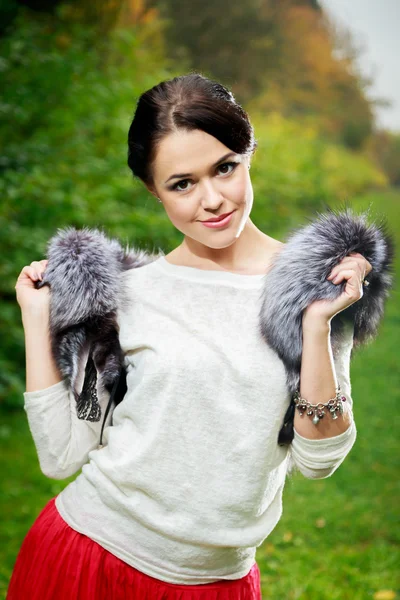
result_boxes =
[293,384,347,425]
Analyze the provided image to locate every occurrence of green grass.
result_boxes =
[1,189,399,599]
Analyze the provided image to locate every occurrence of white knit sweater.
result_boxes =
[23,256,357,584]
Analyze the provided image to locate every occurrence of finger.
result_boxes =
[30,260,47,279]
[365,260,373,276]
[348,253,373,276]
[327,259,362,280]
[350,258,372,279]
[30,260,45,269]
[19,266,41,282]
[329,268,363,288]
[333,271,365,306]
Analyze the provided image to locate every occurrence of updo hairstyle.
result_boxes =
[127,72,257,188]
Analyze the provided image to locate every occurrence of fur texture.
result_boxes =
[259,206,395,442]
[36,226,161,420]
[36,207,395,443]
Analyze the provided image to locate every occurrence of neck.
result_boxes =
[179,218,276,271]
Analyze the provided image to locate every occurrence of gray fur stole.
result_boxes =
[35,206,395,445]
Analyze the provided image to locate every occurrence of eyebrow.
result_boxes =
[164,152,238,184]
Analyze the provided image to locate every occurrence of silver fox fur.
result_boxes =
[36,206,395,445]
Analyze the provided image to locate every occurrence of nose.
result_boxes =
[199,178,224,208]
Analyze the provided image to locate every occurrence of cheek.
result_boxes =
[165,200,194,225]
[227,174,251,204]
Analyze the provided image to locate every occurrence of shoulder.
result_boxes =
[116,258,161,307]
[119,257,160,284]
[261,238,286,274]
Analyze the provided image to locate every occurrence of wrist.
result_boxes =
[302,310,331,334]
[21,306,50,326]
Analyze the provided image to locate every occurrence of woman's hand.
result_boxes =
[15,259,50,316]
[303,252,373,325]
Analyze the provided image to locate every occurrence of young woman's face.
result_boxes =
[147,129,254,250]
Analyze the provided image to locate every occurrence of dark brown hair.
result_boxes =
[127,72,257,187]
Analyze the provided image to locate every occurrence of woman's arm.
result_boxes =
[293,312,353,440]
[22,308,112,480]
[23,306,65,391]
[16,258,118,480]
[288,317,357,479]
[286,250,374,479]
[23,380,112,480]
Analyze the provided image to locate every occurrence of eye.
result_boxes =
[172,179,192,192]
[217,161,238,175]
[170,161,240,192]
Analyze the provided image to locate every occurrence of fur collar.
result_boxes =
[36,206,395,445]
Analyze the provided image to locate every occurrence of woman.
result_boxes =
[9,73,376,599]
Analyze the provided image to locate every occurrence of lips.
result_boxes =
[201,210,235,223]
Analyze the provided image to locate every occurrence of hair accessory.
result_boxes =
[293,384,346,425]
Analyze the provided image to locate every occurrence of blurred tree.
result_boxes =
[146,0,281,99]
[150,0,375,149]
[367,130,400,187]
[0,1,19,34]
[0,5,177,408]
[0,0,380,150]
[0,0,124,36]
[116,0,160,26]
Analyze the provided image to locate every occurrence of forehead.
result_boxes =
[152,129,232,180]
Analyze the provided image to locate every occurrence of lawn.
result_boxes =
[1,189,399,599]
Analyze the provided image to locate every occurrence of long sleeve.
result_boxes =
[23,377,112,480]
[287,320,357,479]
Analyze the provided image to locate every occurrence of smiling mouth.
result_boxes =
[200,210,235,223]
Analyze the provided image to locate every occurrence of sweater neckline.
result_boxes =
[153,255,266,287]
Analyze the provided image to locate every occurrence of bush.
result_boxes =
[248,112,387,234]
[0,9,182,408]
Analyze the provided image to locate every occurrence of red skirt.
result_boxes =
[6,495,262,600]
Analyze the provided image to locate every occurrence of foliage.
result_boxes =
[0,7,181,407]
[367,129,400,187]
[154,0,375,149]
[0,0,122,36]
[248,112,387,235]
